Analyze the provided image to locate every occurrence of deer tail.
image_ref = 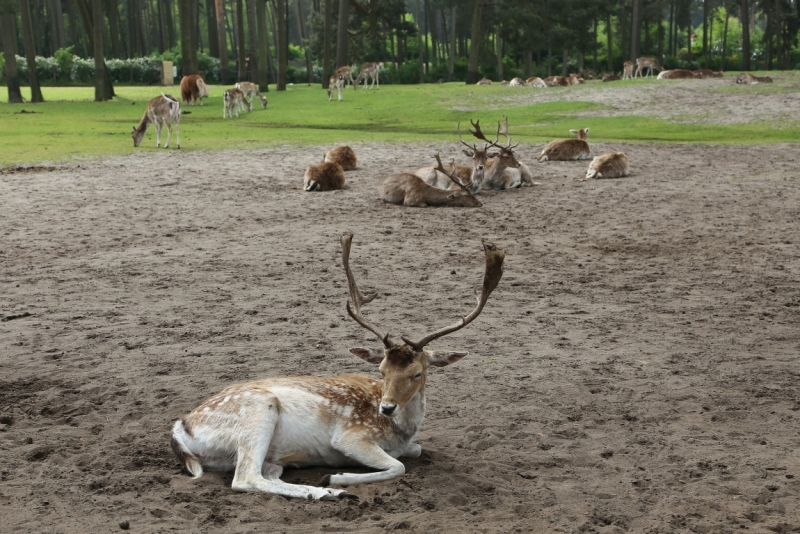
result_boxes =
[170,420,203,479]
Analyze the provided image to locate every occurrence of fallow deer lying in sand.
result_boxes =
[171,233,504,500]
[415,123,488,194]
[657,69,694,80]
[526,77,546,87]
[324,146,358,170]
[475,116,529,189]
[635,57,663,77]
[235,81,268,110]
[583,152,629,180]
[304,159,345,191]
[693,69,723,79]
[476,78,493,85]
[509,77,525,87]
[180,75,210,106]
[223,88,247,118]
[603,73,621,82]
[355,62,383,90]
[382,154,482,207]
[131,93,181,149]
[536,128,590,162]
[736,73,773,84]
[622,61,634,80]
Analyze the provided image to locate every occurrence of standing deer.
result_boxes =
[170,234,504,500]
[223,88,247,118]
[635,57,663,77]
[180,75,210,106]
[334,66,356,89]
[415,122,488,194]
[235,81,268,110]
[355,62,383,90]
[583,152,630,180]
[324,146,358,170]
[381,154,482,207]
[536,128,590,161]
[622,61,634,80]
[328,74,345,101]
[131,93,181,149]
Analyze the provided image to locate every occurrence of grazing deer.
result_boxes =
[131,93,181,149]
[170,233,504,500]
[657,69,694,80]
[602,73,621,82]
[509,77,525,87]
[334,66,356,89]
[583,152,629,180]
[223,88,247,118]
[622,61,634,80]
[735,73,773,84]
[415,123,487,194]
[180,75,210,106]
[324,146,358,170]
[381,154,482,207]
[355,62,383,90]
[536,128,590,162]
[304,159,345,191]
[526,77,546,87]
[328,74,345,102]
[635,57,663,77]
[476,78,493,85]
[693,69,723,79]
[235,81,268,110]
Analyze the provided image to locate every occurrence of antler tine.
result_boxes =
[457,121,477,151]
[470,118,501,149]
[341,233,394,349]
[402,240,504,351]
[498,115,512,147]
[432,153,479,203]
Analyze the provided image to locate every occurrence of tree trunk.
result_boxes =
[630,0,641,63]
[702,0,709,67]
[561,46,568,76]
[721,0,729,70]
[607,13,613,72]
[92,0,109,100]
[495,26,502,80]
[236,0,246,80]
[166,0,177,48]
[592,17,597,73]
[657,22,664,62]
[215,0,229,83]
[335,0,348,68]
[20,0,45,102]
[465,0,483,84]
[106,0,126,58]
[447,5,455,81]
[276,0,286,89]
[775,0,783,70]
[740,0,750,69]
[246,0,258,83]
[179,0,197,74]
[52,0,66,49]
[547,36,552,76]
[0,1,23,103]
[322,0,332,86]
[256,0,269,89]
[415,0,423,82]
[668,0,674,55]
[206,0,218,56]
[295,0,313,85]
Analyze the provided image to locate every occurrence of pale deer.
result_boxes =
[355,62,383,90]
[544,75,569,87]
[235,81,268,110]
[500,80,511,86]
[602,73,621,82]
[509,77,525,87]
[334,66,356,89]
[567,74,583,85]
[304,159,345,191]
[536,128,590,162]
[693,69,723,79]
[472,116,528,189]
[223,88,247,119]
[415,123,488,194]
[324,146,358,170]
[635,57,663,77]
[583,152,629,180]
[180,75,210,106]
[131,93,181,149]
[622,61,634,80]
[170,233,504,500]
[526,77,546,87]
[327,74,345,102]
[381,154,482,207]
[476,78,493,85]
[735,73,773,84]
[657,69,694,80]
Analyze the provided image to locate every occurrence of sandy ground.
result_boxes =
[2,119,800,533]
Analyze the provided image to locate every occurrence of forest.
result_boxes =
[1,0,799,102]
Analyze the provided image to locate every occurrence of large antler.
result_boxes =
[497,116,519,150]
[457,122,477,153]
[469,119,500,149]
[432,153,481,205]
[341,233,394,348]
[402,240,504,351]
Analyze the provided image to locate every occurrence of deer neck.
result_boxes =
[485,157,511,182]
[385,387,426,441]
[135,114,151,134]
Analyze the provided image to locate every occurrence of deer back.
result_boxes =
[304,162,345,191]
[325,146,358,171]
[586,152,629,179]
[380,173,481,207]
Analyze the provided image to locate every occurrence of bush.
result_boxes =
[54,47,74,81]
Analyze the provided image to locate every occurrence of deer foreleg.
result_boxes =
[155,121,163,147]
[175,121,180,149]
[338,86,343,102]
[323,434,406,486]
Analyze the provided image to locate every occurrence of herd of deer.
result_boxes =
[328,62,384,101]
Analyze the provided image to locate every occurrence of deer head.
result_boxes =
[457,122,488,193]
[471,116,521,171]
[342,233,503,417]
[131,126,145,147]
[432,153,482,206]
[569,128,589,141]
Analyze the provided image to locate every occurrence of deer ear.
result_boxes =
[425,350,468,367]
[583,128,589,136]
[569,129,579,136]
[349,347,384,364]
[487,152,500,158]
[462,149,474,158]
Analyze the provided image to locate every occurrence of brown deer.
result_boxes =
[334,66,356,89]
[328,74,345,101]
[355,62,383,90]
[235,81,268,110]
[381,154,482,207]
[476,78,493,85]
[567,74,584,85]
[509,77,525,87]
[324,146,357,170]
[304,159,345,191]
[131,93,181,149]
[693,69,723,79]
[536,128,590,162]
[170,233,504,500]
[622,61,634,80]
[735,73,773,84]
[583,152,630,180]
[657,69,694,80]
[635,57,663,77]
[180,74,210,106]
[469,117,526,189]
[526,76,546,87]
[602,73,621,82]
[415,123,488,194]
[544,75,569,87]
[223,88,247,118]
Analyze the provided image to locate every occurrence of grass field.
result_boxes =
[1,75,798,165]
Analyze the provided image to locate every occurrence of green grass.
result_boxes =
[0,80,798,165]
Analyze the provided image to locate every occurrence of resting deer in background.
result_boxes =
[583,152,630,180]
[171,234,504,500]
[355,62,383,90]
[622,61,634,80]
[325,146,358,170]
[223,88,247,118]
[635,57,663,77]
[415,122,488,194]
[736,73,773,84]
[536,128,590,161]
[476,78,493,85]
[131,93,181,149]
[235,81,268,110]
[603,73,621,82]
[657,69,694,80]
[509,77,525,87]
[693,69,723,79]
[526,77,546,87]
[180,75,210,106]
[381,154,482,207]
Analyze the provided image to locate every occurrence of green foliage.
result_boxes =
[54,47,74,79]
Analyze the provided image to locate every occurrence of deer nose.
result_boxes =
[380,404,397,416]
[477,165,484,170]
[515,162,521,168]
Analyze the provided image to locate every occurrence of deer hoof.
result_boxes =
[339,491,359,500]
[319,474,332,487]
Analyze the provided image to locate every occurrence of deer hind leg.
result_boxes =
[175,120,180,149]
[163,122,172,148]
[155,121,163,148]
[322,432,406,486]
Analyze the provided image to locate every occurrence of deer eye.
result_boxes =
[413,372,422,380]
